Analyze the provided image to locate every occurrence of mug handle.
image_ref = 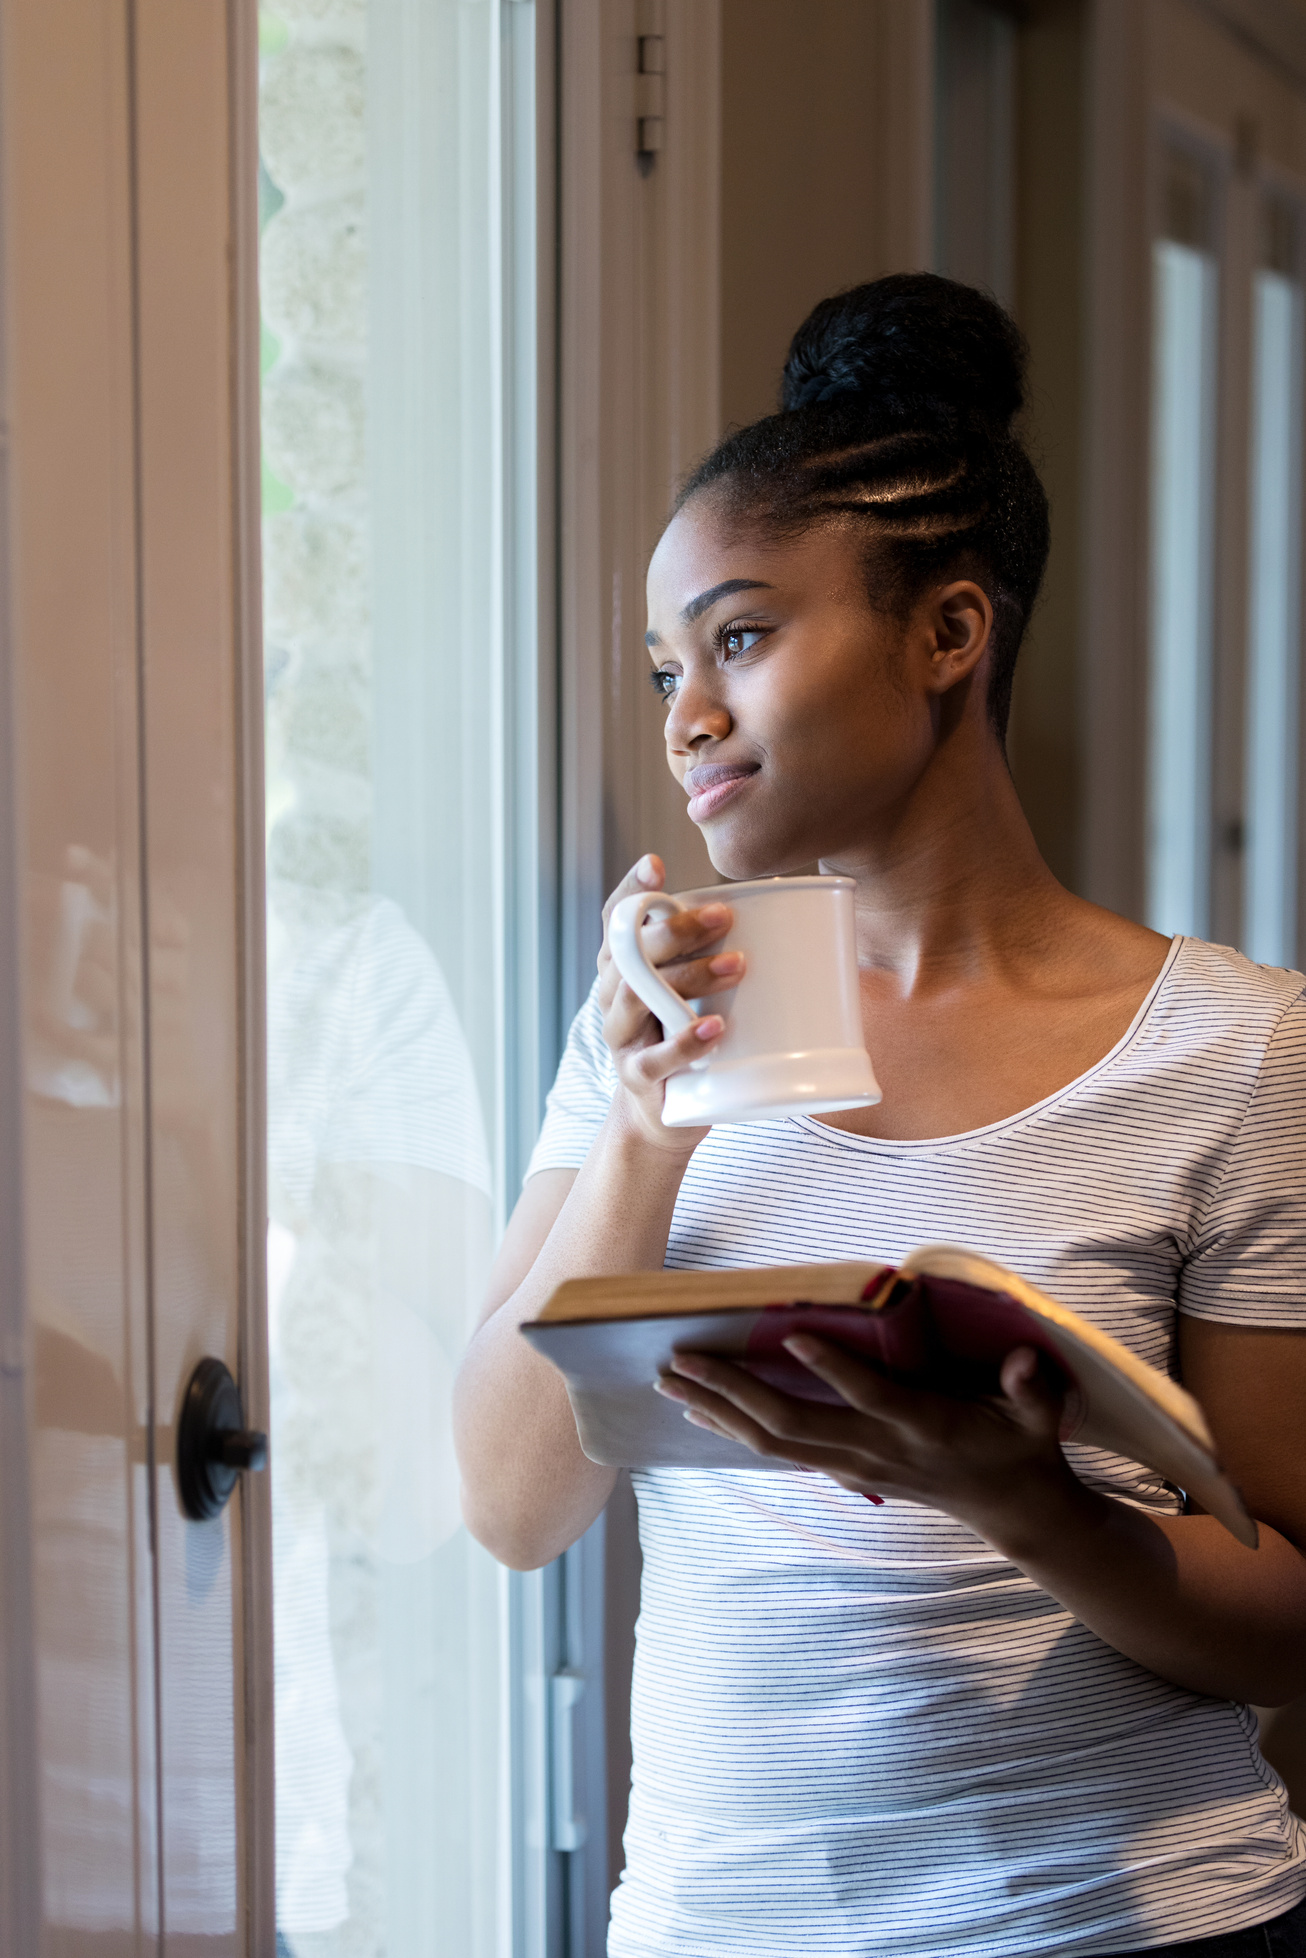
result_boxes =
[607,892,698,1037]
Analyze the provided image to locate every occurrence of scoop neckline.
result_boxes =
[791,933,1184,1155]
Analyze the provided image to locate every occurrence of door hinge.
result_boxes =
[635,0,665,158]
[549,1669,588,1852]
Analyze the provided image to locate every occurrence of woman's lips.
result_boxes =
[684,765,759,823]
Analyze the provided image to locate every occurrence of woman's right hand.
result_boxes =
[597,855,743,1153]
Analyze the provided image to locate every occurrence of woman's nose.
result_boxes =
[665,676,731,753]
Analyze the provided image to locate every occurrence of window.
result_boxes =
[1244,190,1304,966]
[258,2,545,1950]
[1146,144,1220,939]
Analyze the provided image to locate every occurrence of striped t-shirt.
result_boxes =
[526,935,1306,1957]
[268,887,491,1223]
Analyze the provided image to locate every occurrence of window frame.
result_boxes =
[1084,7,1306,965]
[1145,117,1227,942]
[1243,170,1306,967]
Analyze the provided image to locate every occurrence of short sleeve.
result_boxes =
[525,978,618,1178]
[268,894,493,1216]
[323,899,492,1196]
[1180,984,1306,1326]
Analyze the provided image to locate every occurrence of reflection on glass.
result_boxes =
[1147,150,1219,939]
[258,2,524,1950]
[1244,197,1303,968]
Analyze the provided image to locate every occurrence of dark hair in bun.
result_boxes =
[675,273,1050,741]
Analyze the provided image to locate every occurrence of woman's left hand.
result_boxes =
[659,1327,1306,1708]
[655,1337,1077,1539]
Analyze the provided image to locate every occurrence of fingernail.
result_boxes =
[653,1376,686,1400]
[637,855,657,885]
[862,1493,885,1507]
[709,952,743,975]
[670,1354,705,1379]
[783,1336,819,1361]
[697,903,729,926]
[694,1016,724,1042]
[684,1409,715,1429]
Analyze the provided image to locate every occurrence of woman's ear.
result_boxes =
[925,581,994,693]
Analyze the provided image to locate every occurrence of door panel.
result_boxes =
[0,0,269,1949]
[7,3,158,1947]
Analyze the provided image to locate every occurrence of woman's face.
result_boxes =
[644,493,974,881]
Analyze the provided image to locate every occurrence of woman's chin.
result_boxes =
[703,824,813,883]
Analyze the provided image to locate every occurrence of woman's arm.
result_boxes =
[454,857,741,1570]
[454,1111,689,1569]
[656,1318,1306,1705]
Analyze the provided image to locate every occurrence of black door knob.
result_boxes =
[176,1356,269,1521]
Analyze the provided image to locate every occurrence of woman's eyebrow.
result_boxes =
[645,577,775,648]
[681,578,773,625]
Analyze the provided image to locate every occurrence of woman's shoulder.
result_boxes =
[1133,937,1306,1118]
[1059,894,1304,1022]
[1064,886,1306,1042]
[1162,935,1306,1025]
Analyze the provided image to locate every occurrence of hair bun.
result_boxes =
[780,273,1027,433]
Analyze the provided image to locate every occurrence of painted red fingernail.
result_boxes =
[863,1493,885,1507]
[695,1016,724,1041]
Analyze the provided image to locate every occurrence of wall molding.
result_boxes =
[873,0,936,273]
[558,0,723,1025]
[1189,0,1306,88]
[1082,0,1152,914]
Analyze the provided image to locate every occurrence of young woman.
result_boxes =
[454,275,1306,1957]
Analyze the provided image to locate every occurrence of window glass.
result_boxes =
[1147,147,1219,938]
[258,2,536,1951]
[1244,192,1303,967]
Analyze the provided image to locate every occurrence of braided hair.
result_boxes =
[676,274,1050,741]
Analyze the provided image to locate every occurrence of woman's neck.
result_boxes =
[820,732,1067,994]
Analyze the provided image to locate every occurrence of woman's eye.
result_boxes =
[720,626,766,657]
[649,667,681,703]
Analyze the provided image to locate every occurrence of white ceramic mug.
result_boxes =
[608,874,881,1126]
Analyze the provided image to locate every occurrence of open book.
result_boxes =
[520,1243,1256,1547]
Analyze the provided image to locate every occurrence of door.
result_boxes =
[0,2,272,1950]
[2,3,749,1952]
